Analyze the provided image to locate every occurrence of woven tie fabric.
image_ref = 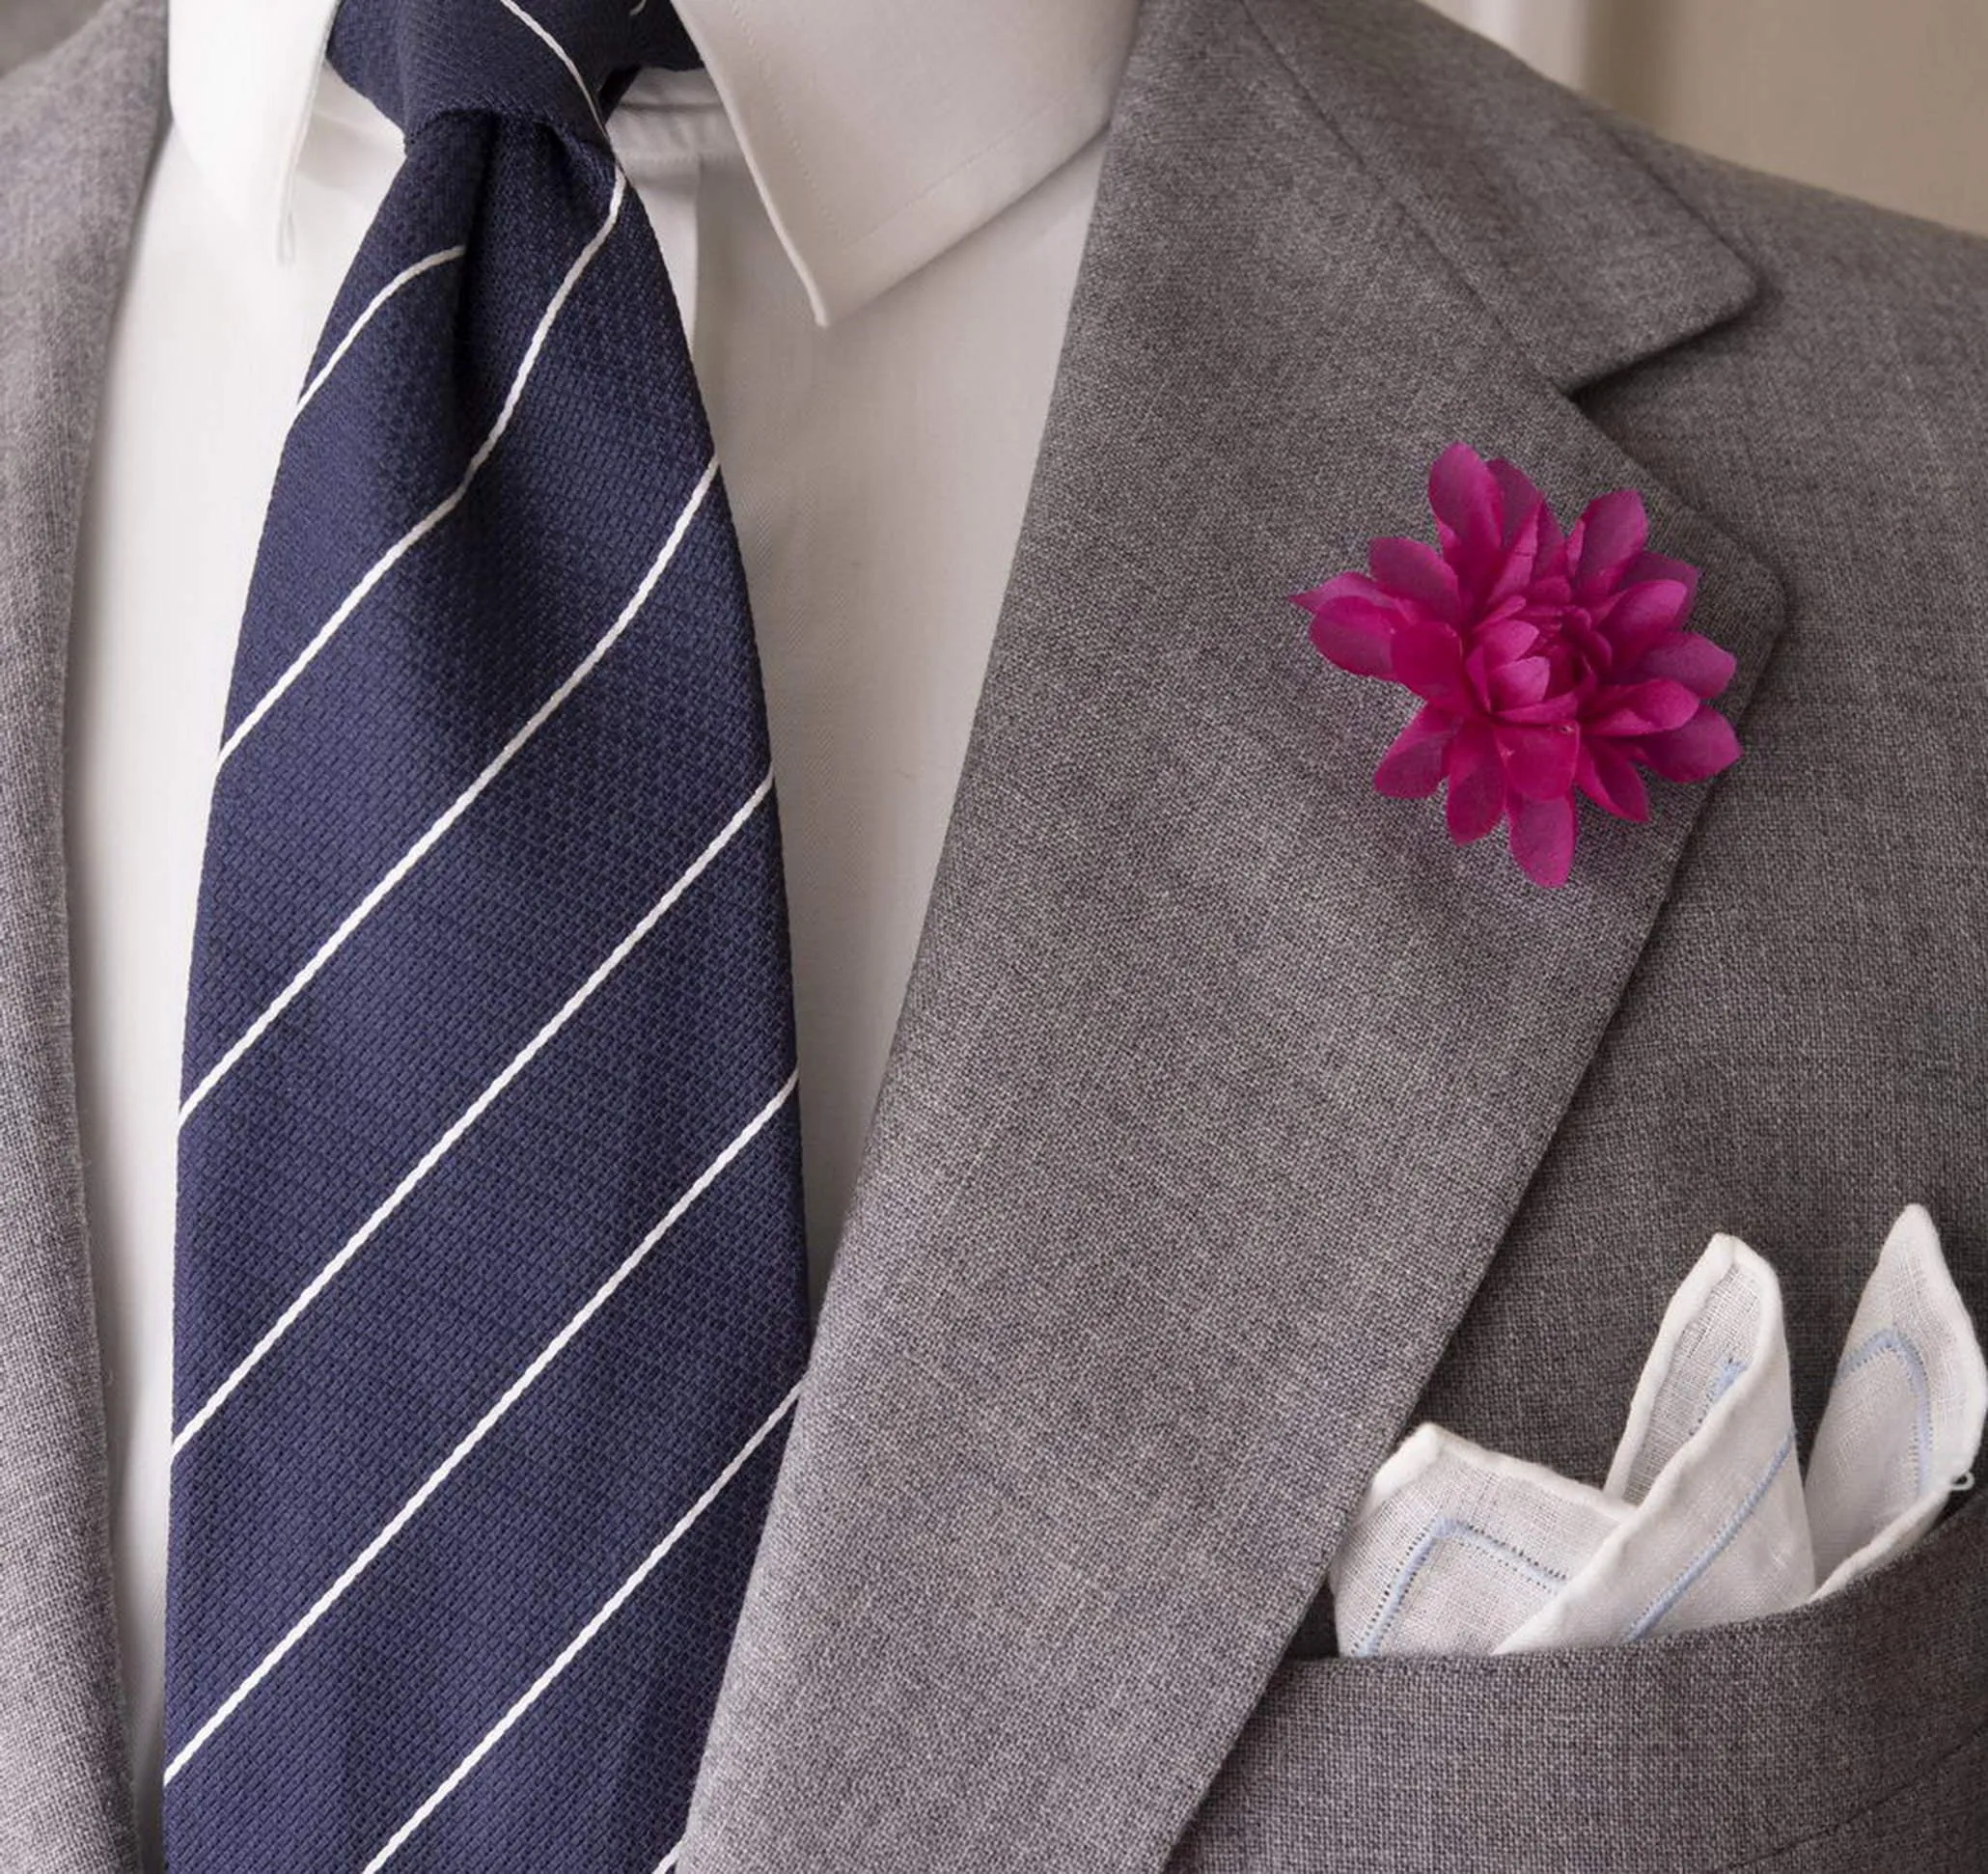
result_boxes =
[160,3,809,1866]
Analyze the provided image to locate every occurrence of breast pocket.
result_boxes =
[1172,1494,1988,1873]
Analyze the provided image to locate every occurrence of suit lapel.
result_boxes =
[0,2,161,1868]
[1255,0,1756,393]
[699,0,1785,1867]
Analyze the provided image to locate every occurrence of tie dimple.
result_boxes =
[329,0,699,143]
[161,2,809,1867]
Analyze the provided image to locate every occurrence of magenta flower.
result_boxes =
[1295,443,1741,888]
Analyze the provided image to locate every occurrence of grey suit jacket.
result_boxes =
[4,0,1986,1869]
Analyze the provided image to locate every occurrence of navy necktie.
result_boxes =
[161,3,808,1866]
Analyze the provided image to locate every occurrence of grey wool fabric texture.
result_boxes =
[2,0,1987,1870]
[683,0,1988,1868]
[0,2,162,1871]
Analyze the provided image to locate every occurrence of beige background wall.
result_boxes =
[7,0,1987,236]
[1433,0,1988,236]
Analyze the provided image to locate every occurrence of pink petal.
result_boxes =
[1597,579,1691,661]
[1476,617,1540,662]
[1588,677,1700,738]
[1526,566,1573,610]
[1429,444,1501,578]
[1638,703,1743,784]
[1487,654,1552,712]
[1568,489,1649,599]
[1509,795,1577,888]
[1463,643,1515,713]
[1635,630,1736,700]
[1487,457,1549,548]
[1577,743,1650,822]
[1297,573,1399,678]
[1390,618,1473,711]
[1486,511,1548,610]
[1373,705,1455,798]
[1368,537,1461,619]
[1500,689,1584,726]
[1496,723,1579,803]
[1444,723,1506,844]
[1624,550,1701,619]
[1528,492,1566,571]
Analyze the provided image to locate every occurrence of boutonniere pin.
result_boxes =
[1294,444,1741,888]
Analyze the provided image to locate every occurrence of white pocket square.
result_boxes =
[1332,1205,1987,1658]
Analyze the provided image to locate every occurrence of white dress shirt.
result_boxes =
[69,0,1135,1852]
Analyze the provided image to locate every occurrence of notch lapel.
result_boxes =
[0,2,162,1869]
[687,0,1785,1869]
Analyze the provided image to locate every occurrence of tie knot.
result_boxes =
[328,0,698,145]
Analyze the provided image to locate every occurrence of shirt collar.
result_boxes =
[168,0,1140,322]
